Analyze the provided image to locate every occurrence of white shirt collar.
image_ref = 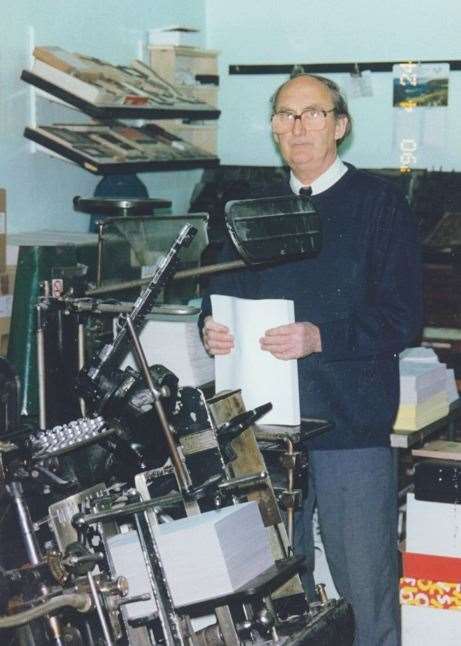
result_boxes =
[290,157,348,196]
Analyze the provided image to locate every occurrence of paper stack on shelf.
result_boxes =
[155,501,274,607]
[393,347,456,431]
[120,315,213,388]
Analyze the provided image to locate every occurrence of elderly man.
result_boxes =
[199,74,422,646]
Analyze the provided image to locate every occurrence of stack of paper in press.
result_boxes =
[393,348,457,431]
[155,501,274,607]
[119,315,213,387]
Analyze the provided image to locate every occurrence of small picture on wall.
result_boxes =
[393,63,449,108]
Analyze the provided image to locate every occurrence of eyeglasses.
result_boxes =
[271,107,336,134]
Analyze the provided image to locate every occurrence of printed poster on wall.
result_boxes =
[392,63,449,171]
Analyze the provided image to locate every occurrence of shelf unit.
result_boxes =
[149,46,220,155]
[21,46,221,174]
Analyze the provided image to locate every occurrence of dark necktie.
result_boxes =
[299,186,312,197]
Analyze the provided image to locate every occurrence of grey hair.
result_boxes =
[271,72,352,145]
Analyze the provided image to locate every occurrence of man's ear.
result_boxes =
[334,116,348,141]
[272,131,280,146]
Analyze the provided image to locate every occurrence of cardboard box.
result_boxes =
[0,264,15,356]
[148,26,200,48]
[400,577,461,611]
[148,46,219,85]
[188,85,218,108]
[401,605,461,645]
[406,493,461,557]
[154,120,218,155]
[403,551,461,583]
[0,190,6,273]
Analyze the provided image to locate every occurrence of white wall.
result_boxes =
[205,0,461,170]
[1,1,207,233]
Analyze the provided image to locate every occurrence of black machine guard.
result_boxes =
[225,194,322,264]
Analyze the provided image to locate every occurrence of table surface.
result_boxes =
[254,417,331,443]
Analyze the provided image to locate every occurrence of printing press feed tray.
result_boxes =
[176,556,304,612]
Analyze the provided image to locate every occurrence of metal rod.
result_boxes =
[65,300,198,316]
[73,493,183,527]
[36,306,47,430]
[96,222,104,287]
[218,471,267,492]
[86,260,246,296]
[78,321,87,417]
[7,481,66,644]
[87,571,114,646]
[286,439,294,546]
[125,316,192,493]
[229,59,461,75]
[8,481,41,565]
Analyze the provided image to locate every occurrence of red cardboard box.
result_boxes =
[403,551,461,583]
[400,577,461,611]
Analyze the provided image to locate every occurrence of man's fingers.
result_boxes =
[271,350,295,361]
[204,317,230,334]
[264,324,293,337]
[260,337,292,353]
[203,317,234,356]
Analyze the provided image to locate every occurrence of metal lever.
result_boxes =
[119,593,151,606]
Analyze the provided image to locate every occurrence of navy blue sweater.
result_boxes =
[200,165,423,449]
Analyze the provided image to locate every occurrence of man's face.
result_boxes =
[273,76,348,181]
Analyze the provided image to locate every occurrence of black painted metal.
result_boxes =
[229,60,461,75]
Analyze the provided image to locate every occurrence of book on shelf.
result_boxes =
[24,121,218,174]
[25,46,219,117]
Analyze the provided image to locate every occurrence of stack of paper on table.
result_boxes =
[119,315,213,387]
[155,501,274,607]
[393,348,457,431]
[211,295,300,426]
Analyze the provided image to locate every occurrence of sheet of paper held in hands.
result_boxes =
[211,295,301,426]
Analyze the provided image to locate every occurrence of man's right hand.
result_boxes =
[202,316,234,356]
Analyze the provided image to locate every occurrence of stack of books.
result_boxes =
[393,348,457,431]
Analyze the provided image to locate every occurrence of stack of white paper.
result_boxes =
[155,501,274,607]
[119,315,214,387]
[394,348,457,430]
[106,531,158,621]
[211,295,300,425]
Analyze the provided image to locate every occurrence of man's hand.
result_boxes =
[202,316,234,356]
[260,322,322,360]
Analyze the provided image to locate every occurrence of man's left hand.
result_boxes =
[260,322,322,360]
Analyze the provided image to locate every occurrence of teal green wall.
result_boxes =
[4,1,461,232]
[205,0,461,170]
[1,1,206,233]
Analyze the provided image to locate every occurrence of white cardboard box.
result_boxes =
[148,26,200,47]
[402,605,461,645]
[406,493,461,557]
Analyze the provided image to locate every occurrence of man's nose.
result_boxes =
[292,114,306,135]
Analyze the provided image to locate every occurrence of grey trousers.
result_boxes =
[294,447,400,646]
